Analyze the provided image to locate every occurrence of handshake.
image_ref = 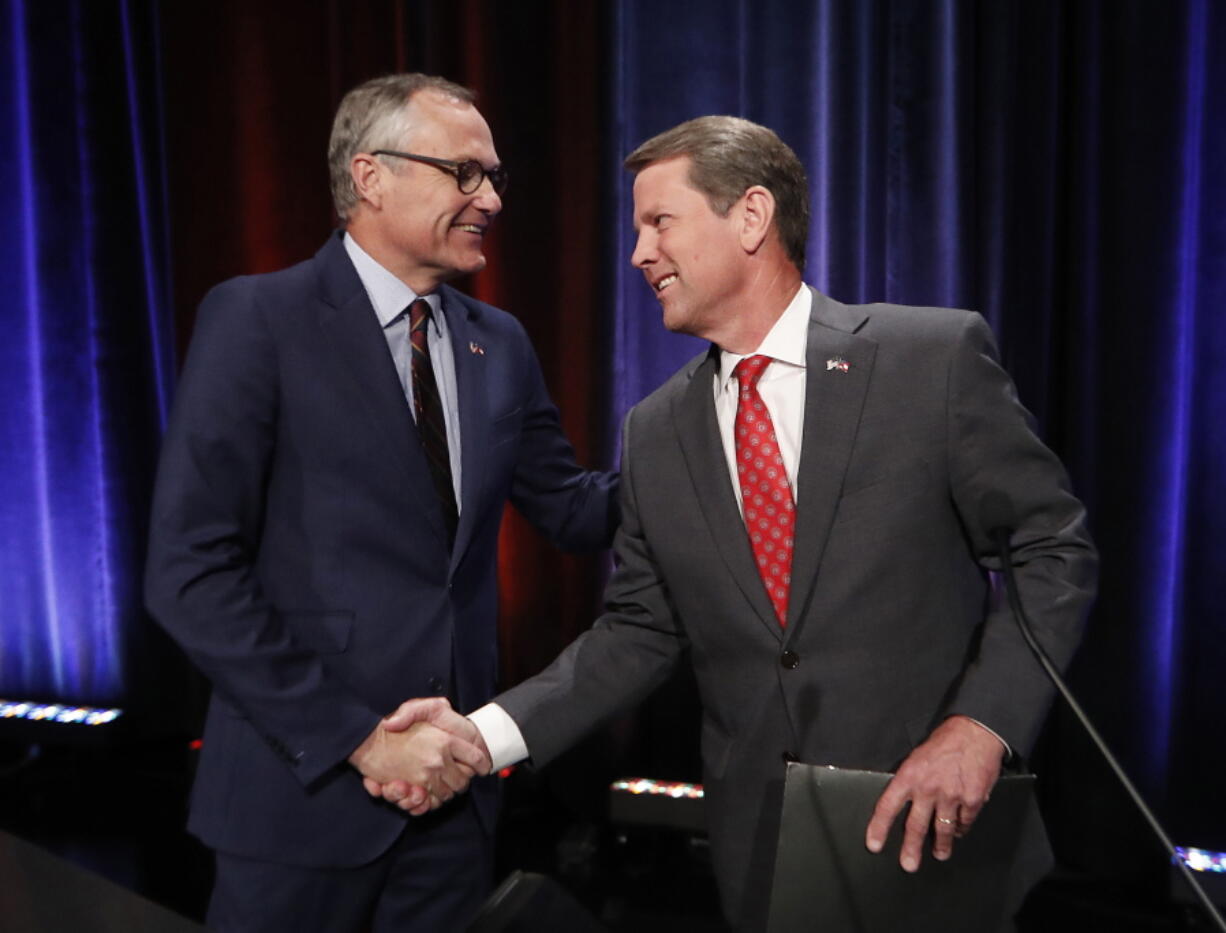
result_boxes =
[347,697,492,816]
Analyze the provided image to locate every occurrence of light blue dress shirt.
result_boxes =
[343,232,463,510]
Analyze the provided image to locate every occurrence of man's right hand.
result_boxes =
[348,697,490,816]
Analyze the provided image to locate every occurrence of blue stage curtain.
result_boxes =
[0,0,172,705]
[606,0,1226,861]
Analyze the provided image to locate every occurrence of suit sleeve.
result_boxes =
[497,407,683,766]
[942,313,1097,756]
[505,327,619,551]
[144,282,380,786]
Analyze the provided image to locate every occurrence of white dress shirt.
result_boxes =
[714,286,810,511]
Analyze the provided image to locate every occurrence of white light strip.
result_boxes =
[1176,847,1226,873]
[610,777,704,800]
[0,699,122,726]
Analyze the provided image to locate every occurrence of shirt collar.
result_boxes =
[718,285,811,391]
[343,231,443,329]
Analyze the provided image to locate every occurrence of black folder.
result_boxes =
[767,763,1034,933]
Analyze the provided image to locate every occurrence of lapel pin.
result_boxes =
[469,341,485,355]
[826,356,850,373]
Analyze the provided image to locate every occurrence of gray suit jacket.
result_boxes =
[497,289,1096,926]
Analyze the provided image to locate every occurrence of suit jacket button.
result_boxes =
[782,751,799,764]
[780,651,800,670]
[428,677,444,693]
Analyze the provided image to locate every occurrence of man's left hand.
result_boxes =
[864,715,1005,872]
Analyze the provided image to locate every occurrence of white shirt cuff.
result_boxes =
[967,717,1012,759]
[467,703,529,773]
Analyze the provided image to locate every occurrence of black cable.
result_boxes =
[992,526,1226,933]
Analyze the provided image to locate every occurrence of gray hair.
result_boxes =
[328,73,475,221]
[625,116,809,272]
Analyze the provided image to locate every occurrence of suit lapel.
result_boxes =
[674,348,783,641]
[442,288,488,570]
[785,289,877,638]
[315,235,452,546]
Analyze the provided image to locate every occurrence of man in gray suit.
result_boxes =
[380,115,1097,930]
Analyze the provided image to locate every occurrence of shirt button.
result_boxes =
[780,651,800,670]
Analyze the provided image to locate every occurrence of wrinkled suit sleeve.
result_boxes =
[942,313,1097,755]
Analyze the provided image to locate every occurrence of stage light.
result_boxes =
[610,777,704,799]
[1176,848,1226,874]
[609,777,705,832]
[1172,847,1226,910]
[0,699,122,727]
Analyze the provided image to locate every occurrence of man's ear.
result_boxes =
[351,153,384,210]
[738,185,776,255]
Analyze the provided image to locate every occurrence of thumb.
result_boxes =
[382,696,451,732]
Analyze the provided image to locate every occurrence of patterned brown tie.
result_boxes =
[409,299,457,544]
[733,355,795,627]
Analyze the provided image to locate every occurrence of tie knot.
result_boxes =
[408,298,432,332]
[733,354,772,390]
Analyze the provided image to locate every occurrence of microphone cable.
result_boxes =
[982,491,1226,932]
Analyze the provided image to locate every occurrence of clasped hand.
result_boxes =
[348,697,491,817]
[864,715,1005,872]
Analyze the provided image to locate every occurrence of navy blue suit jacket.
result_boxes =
[145,233,617,866]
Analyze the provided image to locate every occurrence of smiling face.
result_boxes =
[631,156,748,340]
[353,90,503,293]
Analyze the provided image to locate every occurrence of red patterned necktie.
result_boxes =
[408,299,458,543]
[733,354,795,627]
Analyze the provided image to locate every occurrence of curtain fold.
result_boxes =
[0,0,172,704]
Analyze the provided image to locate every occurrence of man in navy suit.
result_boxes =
[144,73,618,932]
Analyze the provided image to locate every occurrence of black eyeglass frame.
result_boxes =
[370,150,508,195]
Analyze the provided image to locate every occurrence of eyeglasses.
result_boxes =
[371,150,508,195]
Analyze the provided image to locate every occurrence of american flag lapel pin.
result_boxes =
[469,341,485,355]
[826,356,850,373]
